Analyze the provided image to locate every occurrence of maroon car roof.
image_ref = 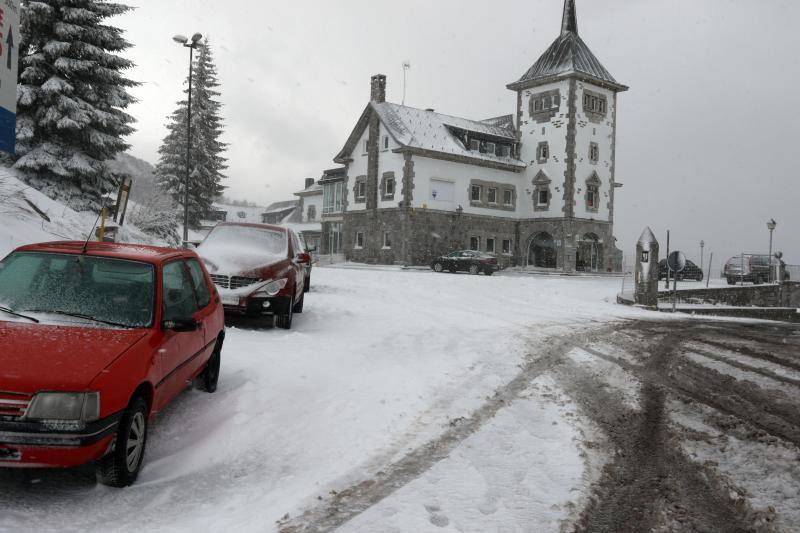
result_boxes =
[13,241,193,264]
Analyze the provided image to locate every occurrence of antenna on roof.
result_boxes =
[402,61,411,105]
[81,209,104,254]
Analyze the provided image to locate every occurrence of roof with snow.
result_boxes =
[335,103,525,171]
[507,0,627,92]
[263,199,300,214]
[294,182,322,197]
[209,203,264,225]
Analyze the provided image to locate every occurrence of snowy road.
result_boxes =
[1,267,799,532]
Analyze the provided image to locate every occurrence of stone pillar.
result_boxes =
[635,227,659,307]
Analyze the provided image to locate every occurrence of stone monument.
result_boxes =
[635,227,659,308]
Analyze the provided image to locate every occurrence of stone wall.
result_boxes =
[658,282,800,308]
[343,208,619,270]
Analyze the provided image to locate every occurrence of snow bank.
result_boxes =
[0,166,162,258]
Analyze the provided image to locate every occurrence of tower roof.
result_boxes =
[508,0,627,92]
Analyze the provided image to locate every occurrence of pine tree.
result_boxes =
[14,0,138,211]
[155,39,227,229]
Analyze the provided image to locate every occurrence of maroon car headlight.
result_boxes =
[25,392,101,423]
[253,278,288,297]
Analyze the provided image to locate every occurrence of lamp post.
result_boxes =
[172,32,203,248]
[767,219,776,282]
[700,240,705,273]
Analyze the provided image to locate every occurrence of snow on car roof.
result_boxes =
[15,241,190,263]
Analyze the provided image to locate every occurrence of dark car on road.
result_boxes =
[658,258,704,281]
[723,254,789,285]
[431,251,499,275]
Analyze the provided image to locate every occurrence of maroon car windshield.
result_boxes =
[203,225,287,256]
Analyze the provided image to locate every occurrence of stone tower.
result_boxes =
[508,0,628,272]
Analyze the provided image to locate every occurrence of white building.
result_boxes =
[322,0,627,272]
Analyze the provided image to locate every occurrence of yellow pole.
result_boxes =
[98,208,107,242]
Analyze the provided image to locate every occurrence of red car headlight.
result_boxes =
[25,392,100,422]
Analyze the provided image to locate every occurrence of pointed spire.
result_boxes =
[561,0,578,36]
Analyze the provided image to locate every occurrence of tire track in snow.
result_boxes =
[276,324,621,533]
[563,324,774,532]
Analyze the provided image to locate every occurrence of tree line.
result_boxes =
[11,0,227,243]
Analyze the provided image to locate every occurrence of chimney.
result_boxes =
[304,178,315,189]
[370,74,386,103]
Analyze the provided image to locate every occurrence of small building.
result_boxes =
[260,200,301,225]
[199,203,265,235]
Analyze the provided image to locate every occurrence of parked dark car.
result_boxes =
[197,223,310,329]
[723,254,788,285]
[0,241,225,486]
[431,251,499,275]
[658,258,704,281]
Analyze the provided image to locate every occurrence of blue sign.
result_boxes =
[0,0,20,155]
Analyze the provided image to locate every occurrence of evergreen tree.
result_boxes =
[155,39,227,229]
[15,0,138,211]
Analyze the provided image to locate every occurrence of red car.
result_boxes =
[196,222,311,329]
[0,241,225,486]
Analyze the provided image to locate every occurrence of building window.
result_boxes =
[503,189,513,206]
[384,176,395,198]
[363,140,369,154]
[487,187,497,204]
[529,90,561,118]
[486,142,496,155]
[587,185,598,210]
[583,91,608,117]
[538,189,549,206]
[355,231,364,249]
[537,142,549,163]
[354,178,366,202]
[589,142,599,163]
[470,185,482,202]
[469,236,480,251]
[322,181,344,214]
[470,138,480,151]
[382,135,389,150]
[486,238,495,253]
[497,145,510,157]
[502,239,512,254]
[326,222,342,253]
[383,231,392,249]
[307,205,316,221]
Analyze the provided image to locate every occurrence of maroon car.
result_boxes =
[196,223,310,329]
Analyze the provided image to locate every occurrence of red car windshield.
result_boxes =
[0,252,155,328]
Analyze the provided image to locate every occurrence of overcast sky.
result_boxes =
[116,0,799,267]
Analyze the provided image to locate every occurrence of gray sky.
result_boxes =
[116,0,800,267]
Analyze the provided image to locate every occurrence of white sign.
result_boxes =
[0,0,19,154]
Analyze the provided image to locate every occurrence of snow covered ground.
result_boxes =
[0,168,159,258]
[0,264,648,532]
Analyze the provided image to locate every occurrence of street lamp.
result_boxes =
[700,240,705,273]
[767,219,777,282]
[173,32,203,248]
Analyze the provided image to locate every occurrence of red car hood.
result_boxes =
[0,322,148,392]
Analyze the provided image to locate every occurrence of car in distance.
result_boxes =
[657,258,704,281]
[431,250,500,275]
[196,223,310,329]
[724,254,788,284]
[0,241,224,486]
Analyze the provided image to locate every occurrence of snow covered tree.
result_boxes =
[14,0,138,211]
[155,39,227,229]
[127,188,181,247]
